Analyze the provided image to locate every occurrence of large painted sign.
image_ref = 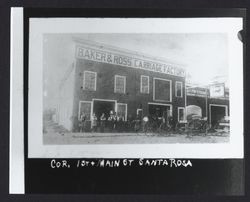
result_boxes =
[75,45,186,77]
[209,83,225,98]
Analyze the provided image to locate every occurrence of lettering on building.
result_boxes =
[76,45,186,77]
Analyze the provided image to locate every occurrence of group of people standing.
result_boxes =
[78,110,174,133]
[79,110,125,133]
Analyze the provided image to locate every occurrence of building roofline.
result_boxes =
[72,37,186,70]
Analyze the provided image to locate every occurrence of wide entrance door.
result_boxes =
[210,105,227,127]
[148,104,171,118]
[93,100,116,119]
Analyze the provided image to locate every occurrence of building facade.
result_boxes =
[186,84,229,127]
[56,38,186,131]
[54,38,229,132]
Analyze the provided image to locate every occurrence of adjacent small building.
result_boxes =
[186,83,229,127]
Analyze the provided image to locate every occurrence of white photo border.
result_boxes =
[27,17,243,159]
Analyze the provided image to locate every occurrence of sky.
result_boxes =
[43,33,229,108]
[71,33,229,85]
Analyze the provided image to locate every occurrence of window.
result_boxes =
[83,71,96,91]
[79,101,92,120]
[153,78,172,102]
[114,75,126,94]
[140,75,149,94]
[175,81,183,97]
[178,107,185,122]
[117,103,127,121]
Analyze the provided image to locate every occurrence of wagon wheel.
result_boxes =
[175,123,181,133]
[201,122,209,135]
[213,123,222,136]
[175,122,185,134]
[146,121,155,136]
[186,121,195,137]
[162,123,171,136]
[155,122,164,136]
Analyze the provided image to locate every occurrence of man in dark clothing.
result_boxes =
[100,113,106,133]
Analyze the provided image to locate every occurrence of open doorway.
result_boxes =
[210,105,227,127]
[148,103,171,118]
[93,99,116,120]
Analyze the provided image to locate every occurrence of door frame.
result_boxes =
[148,102,173,116]
[78,101,92,120]
[117,103,128,121]
[92,98,117,118]
[209,104,228,125]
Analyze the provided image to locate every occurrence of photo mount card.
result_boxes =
[10,7,245,195]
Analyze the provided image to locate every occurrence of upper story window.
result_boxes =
[175,81,183,97]
[140,75,149,94]
[114,75,126,94]
[83,71,97,91]
[153,78,172,102]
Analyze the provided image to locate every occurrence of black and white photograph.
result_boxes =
[43,33,230,145]
[25,17,243,158]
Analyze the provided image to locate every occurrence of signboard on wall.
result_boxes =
[187,87,207,97]
[209,83,225,98]
[75,45,186,77]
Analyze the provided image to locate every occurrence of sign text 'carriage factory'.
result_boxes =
[76,45,186,77]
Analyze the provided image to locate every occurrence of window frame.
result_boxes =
[175,81,183,98]
[83,70,97,91]
[153,77,172,102]
[116,103,128,121]
[178,107,186,122]
[209,104,228,125]
[78,100,92,121]
[140,75,150,94]
[114,75,126,94]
